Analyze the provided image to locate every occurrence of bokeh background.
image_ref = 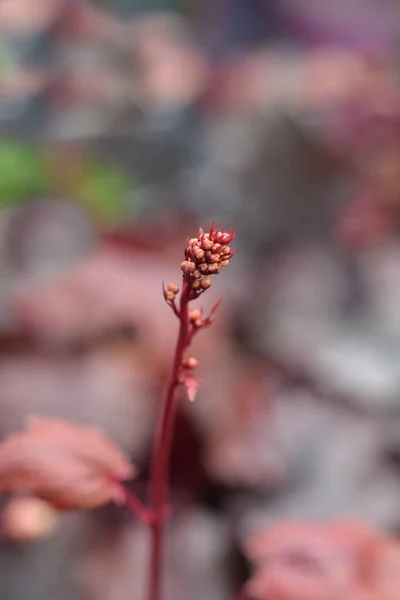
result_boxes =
[1,1,400,599]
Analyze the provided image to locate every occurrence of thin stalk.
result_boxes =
[148,281,190,600]
[123,487,153,525]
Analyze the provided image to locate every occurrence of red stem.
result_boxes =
[123,487,153,525]
[148,281,191,600]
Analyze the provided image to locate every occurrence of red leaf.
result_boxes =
[244,519,400,600]
[181,374,199,402]
[0,417,135,510]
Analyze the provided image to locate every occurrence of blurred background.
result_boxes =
[1,0,400,599]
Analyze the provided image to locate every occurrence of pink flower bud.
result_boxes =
[208,263,219,273]
[190,309,202,322]
[182,357,198,369]
[200,276,212,289]
[203,239,214,251]
[181,261,196,273]
[167,283,179,294]
[194,248,205,260]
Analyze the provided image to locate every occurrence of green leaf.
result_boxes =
[0,141,48,207]
[78,163,132,224]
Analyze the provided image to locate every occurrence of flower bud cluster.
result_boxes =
[181,223,236,290]
[163,282,180,302]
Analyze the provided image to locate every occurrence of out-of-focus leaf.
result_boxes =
[78,163,132,225]
[245,518,400,600]
[0,141,48,207]
[0,417,135,510]
[0,43,13,72]
[2,496,58,542]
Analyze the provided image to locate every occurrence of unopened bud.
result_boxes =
[200,276,212,289]
[190,309,202,322]
[212,243,222,253]
[193,270,202,279]
[220,259,230,267]
[194,247,205,260]
[188,238,198,246]
[167,283,179,294]
[164,290,175,301]
[199,263,209,273]
[209,254,220,263]
[221,246,231,255]
[192,280,200,290]
[194,318,203,327]
[203,238,214,251]
[208,263,219,273]
[181,261,196,273]
[182,356,198,369]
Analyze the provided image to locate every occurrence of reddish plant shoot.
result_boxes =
[150,223,236,600]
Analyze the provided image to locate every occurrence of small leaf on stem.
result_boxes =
[180,374,200,402]
[204,298,222,325]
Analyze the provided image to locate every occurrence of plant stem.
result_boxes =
[148,281,190,600]
[123,487,153,525]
